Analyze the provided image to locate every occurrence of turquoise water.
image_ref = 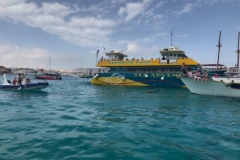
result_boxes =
[0,75,240,160]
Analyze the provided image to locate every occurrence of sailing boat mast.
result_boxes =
[50,56,51,72]
[237,32,240,72]
[216,31,222,68]
[170,31,173,46]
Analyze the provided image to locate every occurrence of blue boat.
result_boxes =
[0,74,49,91]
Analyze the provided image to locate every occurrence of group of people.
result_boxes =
[11,73,31,85]
[192,70,208,83]
[181,63,208,83]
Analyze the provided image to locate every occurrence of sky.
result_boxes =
[0,0,240,70]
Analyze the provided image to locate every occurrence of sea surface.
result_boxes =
[0,75,240,160]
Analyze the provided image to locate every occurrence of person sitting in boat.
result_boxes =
[26,78,31,84]
[181,63,188,75]
[202,70,208,83]
[7,80,11,84]
[194,70,201,82]
[12,77,17,85]
[187,69,193,78]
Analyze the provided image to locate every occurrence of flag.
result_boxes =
[103,47,106,55]
[96,50,99,59]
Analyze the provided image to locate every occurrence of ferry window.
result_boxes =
[170,54,172,56]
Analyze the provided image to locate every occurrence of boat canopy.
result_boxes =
[160,46,188,60]
[105,51,127,61]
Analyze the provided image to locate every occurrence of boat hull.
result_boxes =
[91,72,185,87]
[181,77,240,97]
[0,82,49,91]
[35,75,62,80]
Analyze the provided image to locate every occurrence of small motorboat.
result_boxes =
[0,74,49,91]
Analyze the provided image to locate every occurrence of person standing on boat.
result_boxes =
[17,73,23,85]
[181,63,188,76]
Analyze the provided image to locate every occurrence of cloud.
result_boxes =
[0,43,83,69]
[118,0,153,21]
[126,42,141,53]
[177,3,196,15]
[0,43,49,68]
[0,0,117,46]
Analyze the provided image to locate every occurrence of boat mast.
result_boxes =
[216,31,222,68]
[50,56,51,72]
[171,31,173,46]
[237,32,240,72]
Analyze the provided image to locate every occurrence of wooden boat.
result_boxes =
[0,74,49,91]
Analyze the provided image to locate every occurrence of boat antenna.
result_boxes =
[236,32,240,72]
[216,31,222,68]
[171,31,173,46]
[121,48,127,53]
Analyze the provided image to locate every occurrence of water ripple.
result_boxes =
[0,75,239,159]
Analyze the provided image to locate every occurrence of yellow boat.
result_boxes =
[91,32,199,87]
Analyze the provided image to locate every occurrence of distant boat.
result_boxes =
[35,56,62,80]
[35,72,62,80]
[80,74,93,78]
[0,74,49,91]
[181,32,240,97]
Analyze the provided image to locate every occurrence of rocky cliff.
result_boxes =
[0,66,11,74]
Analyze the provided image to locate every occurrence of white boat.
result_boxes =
[181,32,240,97]
[181,77,240,97]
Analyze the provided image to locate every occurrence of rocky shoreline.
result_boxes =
[0,66,11,74]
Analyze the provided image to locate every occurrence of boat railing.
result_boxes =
[160,59,178,64]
